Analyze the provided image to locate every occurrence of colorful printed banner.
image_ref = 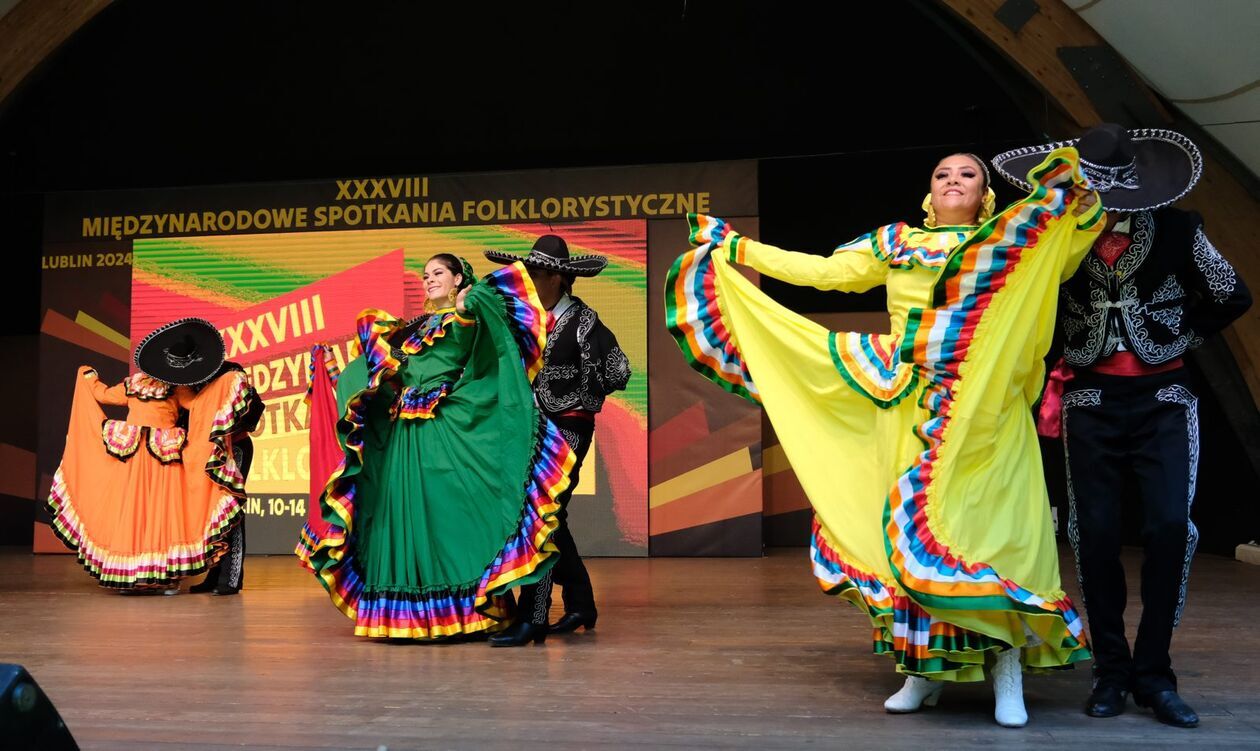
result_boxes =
[38,161,757,556]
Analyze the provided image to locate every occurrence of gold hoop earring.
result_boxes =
[979,188,997,223]
[921,193,938,228]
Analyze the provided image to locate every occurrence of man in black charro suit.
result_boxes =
[995,125,1252,728]
[483,234,631,647]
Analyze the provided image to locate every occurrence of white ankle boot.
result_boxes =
[992,648,1028,727]
[884,675,944,713]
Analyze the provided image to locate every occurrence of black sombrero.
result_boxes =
[483,234,607,277]
[992,124,1202,212]
[133,317,226,386]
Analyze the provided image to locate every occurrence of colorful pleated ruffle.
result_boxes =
[203,371,260,494]
[481,263,547,380]
[122,373,171,401]
[45,467,242,588]
[811,520,1083,680]
[304,412,572,638]
[828,332,918,408]
[664,214,760,404]
[390,382,452,421]
[850,223,954,270]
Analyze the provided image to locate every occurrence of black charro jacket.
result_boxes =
[1058,208,1251,367]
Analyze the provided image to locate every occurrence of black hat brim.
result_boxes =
[483,249,608,277]
[992,129,1202,212]
[133,318,226,386]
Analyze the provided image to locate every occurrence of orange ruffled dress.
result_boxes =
[46,368,259,588]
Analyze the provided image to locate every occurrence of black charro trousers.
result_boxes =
[1062,368,1199,697]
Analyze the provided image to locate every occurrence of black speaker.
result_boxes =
[0,664,79,750]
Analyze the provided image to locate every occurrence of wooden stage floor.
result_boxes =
[2,547,1258,750]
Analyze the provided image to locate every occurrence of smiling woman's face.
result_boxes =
[929,154,986,226]
[423,258,462,304]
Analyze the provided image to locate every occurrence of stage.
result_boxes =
[2,547,1258,750]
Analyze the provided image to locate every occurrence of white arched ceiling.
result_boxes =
[1069,0,1260,177]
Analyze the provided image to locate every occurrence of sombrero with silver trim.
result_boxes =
[483,234,608,277]
[133,317,226,386]
[992,124,1202,212]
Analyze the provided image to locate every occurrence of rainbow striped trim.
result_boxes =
[481,263,547,381]
[872,593,1013,679]
[810,517,895,617]
[391,382,452,421]
[866,223,959,269]
[303,343,343,407]
[880,151,1094,658]
[45,467,241,588]
[102,421,187,465]
[101,420,142,461]
[664,216,760,404]
[203,371,259,494]
[294,523,320,562]
[123,373,171,401]
[831,224,959,270]
[146,426,186,464]
[687,212,738,250]
[811,520,995,678]
[828,332,918,408]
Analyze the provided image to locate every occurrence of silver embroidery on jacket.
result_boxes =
[1123,280,1199,362]
[1192,227,1237,304]
[1063,286,1111,366]
[1141,275,1186,334]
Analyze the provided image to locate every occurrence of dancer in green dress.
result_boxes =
[297,255,576,639]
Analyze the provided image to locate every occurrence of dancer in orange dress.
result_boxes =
[46,318,262,592]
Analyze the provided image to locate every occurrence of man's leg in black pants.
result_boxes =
[520,568,554,626]
[1063,384,1133,696]
[490,564,554,646]
[1130,380,1198,699]
[549,417,596,618]
[192,438,251,595]
[216,516,246,593]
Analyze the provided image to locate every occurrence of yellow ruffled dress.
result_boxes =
[666,148,1103,680]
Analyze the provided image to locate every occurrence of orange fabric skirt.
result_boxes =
[47,370,249,587]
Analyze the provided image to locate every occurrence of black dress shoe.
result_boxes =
[488,621,547,647]
[191,579,239,595]
[1085,684,1128,717]
[549,611,597,634]
[1135,690,1199,728]
[188,578,216,594]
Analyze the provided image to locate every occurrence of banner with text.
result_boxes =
[38,161,758,556]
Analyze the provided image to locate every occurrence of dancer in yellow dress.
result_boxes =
[666,149,1102,726]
